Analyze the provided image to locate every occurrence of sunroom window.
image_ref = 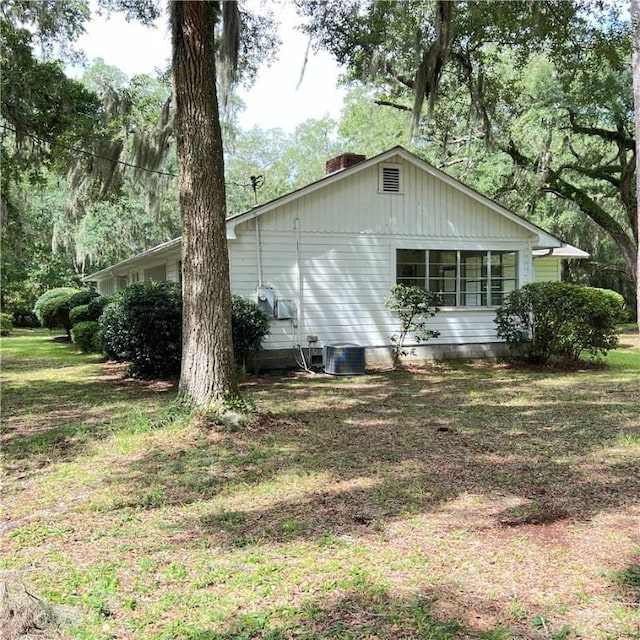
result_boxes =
[396,249,518,307]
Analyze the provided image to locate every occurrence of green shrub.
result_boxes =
[591,288,628,323]
[33,287,81,337]
[231,295,270,367]
[67,289,100,310]
[9,305,39,327]
[71,321,103,353]
[0,312,13,335]
[495,282,623,363]
[70,293,107,326]
[385,284,442,367]
[69,304,91,326]
[87,295,110,320]
[100,282,182,378]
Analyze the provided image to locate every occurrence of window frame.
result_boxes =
[394,247,519,308]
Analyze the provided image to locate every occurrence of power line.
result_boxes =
[1,122,266,197]
[0,122,179,178]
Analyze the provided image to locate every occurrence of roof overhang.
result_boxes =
[83,237,181,282]
[533,244,590,259]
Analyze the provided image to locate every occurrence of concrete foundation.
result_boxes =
[248,342,510,372]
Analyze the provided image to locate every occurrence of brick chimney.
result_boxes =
[325,152,366,175]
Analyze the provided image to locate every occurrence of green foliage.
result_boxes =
[71,320,103,353]
[87,294,110,319]
[494,282,623,363]
[385,284,441,367]
[0,312,14,335]
[98,285,271,378]
[69,304,91,326]
[68,290,102,328]
[100,281,182,378]
[67,288,100,310]
[230,295,270,367]
[33,287,80,335]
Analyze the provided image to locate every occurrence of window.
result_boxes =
[396,249,518,307]
[396,249,425,287]
[379,164,402,193]
[144,264,167,282]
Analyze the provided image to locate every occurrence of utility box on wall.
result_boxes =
[276,299,295,320]
[257,287,276,318]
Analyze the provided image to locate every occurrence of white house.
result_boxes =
[84,146,588,368]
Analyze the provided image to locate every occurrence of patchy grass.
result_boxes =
[1,329,639,639]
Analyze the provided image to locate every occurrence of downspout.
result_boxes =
[255,217,263,287]
[295,218,303,346]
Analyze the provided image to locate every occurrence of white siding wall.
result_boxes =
[257,159,532,241]
[97,278,116,296]
[229,156,539,353]
[93,155,544,357]
[534,256,561,282]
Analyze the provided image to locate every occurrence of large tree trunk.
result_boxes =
[633,0,640,332]
[172,1,236,406]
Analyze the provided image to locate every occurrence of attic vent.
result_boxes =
[381,165,401,193]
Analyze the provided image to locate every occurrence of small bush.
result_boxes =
[100,282,182,378]
[33,287,81,337]
[87,295,110,320]
[495,282,623,363]
[385,284,441,367]
[231,295,270,368]
[71,321,103,353]
[9,305,39,328]
[70,293,107,326]
[69,304,91,326]
[0,312,13,335]
[67,289,100,310]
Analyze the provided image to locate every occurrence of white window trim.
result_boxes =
[391,244,521,309]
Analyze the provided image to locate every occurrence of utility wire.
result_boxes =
[1,122,265,199]
[0,122,178,178]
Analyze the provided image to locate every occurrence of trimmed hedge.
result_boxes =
[67,289,100,310]
[100,282,183,378]
[71,321,103,353]
[33,287,80,336]
[231,295,270,367]
[495,282,624,363]
[69,293,108,326]
[69,304,92,326]
[87,295,111,319]
[99,283,270,378]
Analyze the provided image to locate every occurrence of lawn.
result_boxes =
[1,329,639,640]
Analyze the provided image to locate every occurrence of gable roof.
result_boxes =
[85,146,580,282]
[226,146,561,248]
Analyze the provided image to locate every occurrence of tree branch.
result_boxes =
[502,140,637,278]
[568,111,635,150]
[374,100,411,112]
[557,163,622,188]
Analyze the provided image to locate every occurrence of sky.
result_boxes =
[73,2,347,133]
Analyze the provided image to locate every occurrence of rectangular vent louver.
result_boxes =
[382,166,400,192]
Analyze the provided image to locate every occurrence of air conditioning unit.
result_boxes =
[324,343,366,376]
